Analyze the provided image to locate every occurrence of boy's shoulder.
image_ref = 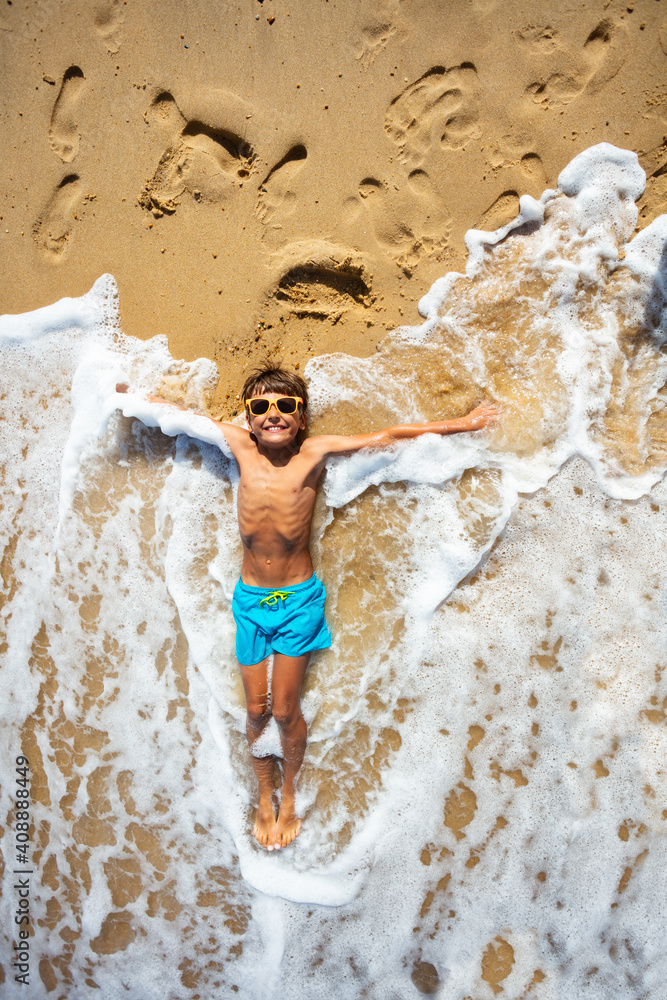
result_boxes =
[216,420,252,455]
[298,434,337,461]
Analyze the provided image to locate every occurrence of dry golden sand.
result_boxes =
[1,0,666,415]
[2,1,667,994]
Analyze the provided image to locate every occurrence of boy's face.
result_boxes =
[245,392,306,449]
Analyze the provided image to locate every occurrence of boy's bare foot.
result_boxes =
[271,797,301,849]
[253,796,277,850]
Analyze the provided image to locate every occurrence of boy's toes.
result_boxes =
[276,817,301,847]
[253,801,277,849]
[253,818,275,850]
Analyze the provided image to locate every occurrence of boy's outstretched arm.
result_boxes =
[114,383,249,455]
[309,403,499,459]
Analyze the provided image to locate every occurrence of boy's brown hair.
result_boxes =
[242,365,309,413]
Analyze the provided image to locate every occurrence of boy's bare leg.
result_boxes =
[270,652,310,848]
[239,658,278,849]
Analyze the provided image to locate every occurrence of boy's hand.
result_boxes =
[115,384,192,413]
[465,402,500,430]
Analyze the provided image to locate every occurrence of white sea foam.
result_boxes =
[2,145,667,997]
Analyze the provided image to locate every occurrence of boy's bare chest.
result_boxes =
[237,454,318,517]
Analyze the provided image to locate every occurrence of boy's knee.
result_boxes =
[272,700,301,729]
[246,700,271,727]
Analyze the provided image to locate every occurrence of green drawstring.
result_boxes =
[259,590,293,608]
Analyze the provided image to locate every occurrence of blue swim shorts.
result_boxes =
[232,574,332,666]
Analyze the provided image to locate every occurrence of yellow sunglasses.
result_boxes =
[245,395,303,416]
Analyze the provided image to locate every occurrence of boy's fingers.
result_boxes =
[469,403,500,427]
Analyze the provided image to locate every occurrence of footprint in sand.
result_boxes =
[93,0,125,54]
[520,153,547,190]
[354,170,451,272]
[255,145,308,225]
[523,19,627,108]
[253,242,377,343]
[356,21,396,68]
[49,66,86,163]
[384,64,480,166]
[139,92,255,217]
[355,0,403,68]
[33,174,83,259]
[475,191,520,232]
[637,141,667,230]
[514,24,560,54]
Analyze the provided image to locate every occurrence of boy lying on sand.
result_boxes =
[117,367,498,850]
